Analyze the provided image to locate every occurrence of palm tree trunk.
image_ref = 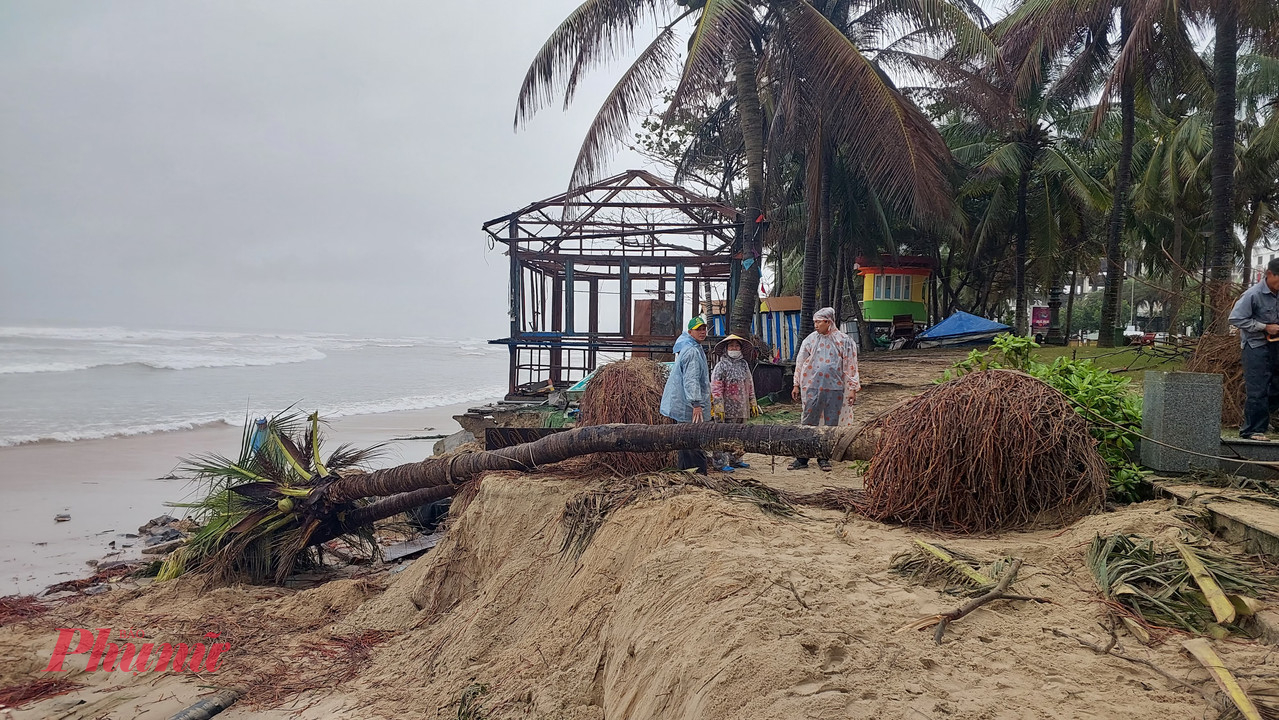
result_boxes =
[325,423,870,509]
[1098,5,1135,348]
[730,41,765,337]
[845,251,874,350]
[1015,167,1030,336]
[348,484,458,527]
[819,163,833,308]
[801,127,825,338]
[833,244,846,322]
[1244,198,1263,283]
[1167,211,1187,333]
[1208,0,1238,333]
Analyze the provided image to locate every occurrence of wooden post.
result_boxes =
[620,259,632,337]
[691,278,700,326]
[508,345,518,398]
[564,259,576,335]
[727,261,740,335]
[507,221,521,396]
[508,225,521,338]
[674,263,686,331]
[589,277,600,370]
[551,275,563,386]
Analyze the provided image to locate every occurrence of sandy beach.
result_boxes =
[0,401,492,595]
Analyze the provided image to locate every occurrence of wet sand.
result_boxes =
[0,402,490,595]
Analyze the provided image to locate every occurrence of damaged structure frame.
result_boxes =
[483,170,744,398]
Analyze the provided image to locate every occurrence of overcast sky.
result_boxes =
[0,1,649,338]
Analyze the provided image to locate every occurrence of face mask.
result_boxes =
[727,349,743,359]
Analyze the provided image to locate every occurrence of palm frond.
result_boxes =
[778,0,954,220]
[975,140,1028,180]
[514,0,662,128]
[1086,533,1276,636]
[666,0,758,120]
[570,24,681,190]
[1041,146,1111,211]
[866,0,1001,65]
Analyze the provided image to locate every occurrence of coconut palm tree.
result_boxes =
[919,41,1111,334]
[514,0,982,337]
[994,0,1211,343]
[1236,52,1279,280]
[786,0,995,336]
[1127,91,1213,329]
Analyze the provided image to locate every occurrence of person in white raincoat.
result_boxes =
[789,307,860,471]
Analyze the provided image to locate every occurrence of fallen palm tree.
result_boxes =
[168,370,1113,581]
[166,417,862,581]
[859,370,1109,532]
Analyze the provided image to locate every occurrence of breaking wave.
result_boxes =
[0,385,506,448]
[0,326,496,375]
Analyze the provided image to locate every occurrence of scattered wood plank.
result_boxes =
[383,532,444,562]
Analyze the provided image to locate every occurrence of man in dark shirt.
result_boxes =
[1228,258,1279,440]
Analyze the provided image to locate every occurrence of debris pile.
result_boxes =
[1087,533,1274,638]
[859,370,1108,532]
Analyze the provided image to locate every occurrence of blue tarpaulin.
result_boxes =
[917,311,1010,341]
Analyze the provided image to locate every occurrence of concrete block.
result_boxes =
[1141,371,1222,473]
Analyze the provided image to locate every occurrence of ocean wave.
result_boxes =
[0,386,506,448]
[0,361,104,374]
[0,325,480,354]
[0,349,328,374]
[317,386,507,419]
[136,349,328,371]
[0,326,280,343]
[0,417,238,448]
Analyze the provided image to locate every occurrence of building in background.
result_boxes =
[856,255,932,325]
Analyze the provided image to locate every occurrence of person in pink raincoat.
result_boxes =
[789,307,860,471]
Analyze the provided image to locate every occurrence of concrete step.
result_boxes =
[1153,481,1279,643]
[1153,481,1279,558]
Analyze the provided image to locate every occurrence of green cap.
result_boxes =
[688,316,707,330]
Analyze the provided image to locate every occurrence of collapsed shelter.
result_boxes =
[482,170,743,398]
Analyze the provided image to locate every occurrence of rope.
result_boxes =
[987,369,1279,471]
[1078,404,1279,470]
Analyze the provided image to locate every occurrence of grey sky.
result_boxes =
[0,1,646,338]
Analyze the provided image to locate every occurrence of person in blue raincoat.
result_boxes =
[660,316,711,473]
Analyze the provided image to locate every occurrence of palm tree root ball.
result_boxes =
[858,370,1108,533]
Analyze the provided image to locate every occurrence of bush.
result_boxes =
[943,334,1145,501]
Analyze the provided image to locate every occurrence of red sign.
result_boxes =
[1031,306,1050,330]
[45,628,230,674]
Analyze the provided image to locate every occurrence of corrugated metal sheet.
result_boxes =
[710,311,802,362]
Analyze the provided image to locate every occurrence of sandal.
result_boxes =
[787,459,809,471]
[1244,433,1271,441]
